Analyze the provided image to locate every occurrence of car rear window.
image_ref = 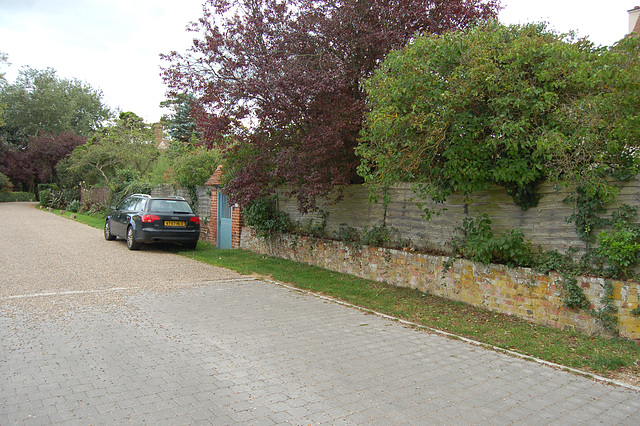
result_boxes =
[148,200,193,214]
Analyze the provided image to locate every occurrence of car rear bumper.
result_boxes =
[135,227,200,244]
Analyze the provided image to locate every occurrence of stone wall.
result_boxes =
[241,228,640,340]
[279,179,640,254]
[80,187,110,206]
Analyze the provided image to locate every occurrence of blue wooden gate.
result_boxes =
[217,189,232,249]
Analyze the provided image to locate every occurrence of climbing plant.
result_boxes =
[443,213,534,271]
[243,197,291,237]
[597,205,640,279]
[564,185,611,248]
[357,22,640,217]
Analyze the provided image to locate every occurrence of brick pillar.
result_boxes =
[231,206,243,249]
[209,186,218,247]
[204,165,225,247]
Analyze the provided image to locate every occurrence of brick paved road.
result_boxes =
[1,203,640,424]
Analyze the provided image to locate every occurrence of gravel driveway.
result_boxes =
[0,202,241,314]
[1,202,639,425]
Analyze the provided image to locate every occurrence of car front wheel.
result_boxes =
[104,220,116,241]
[126,226,141,250]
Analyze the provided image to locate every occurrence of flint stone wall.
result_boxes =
[241,228,640,340]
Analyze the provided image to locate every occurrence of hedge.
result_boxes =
[0,192,36,202]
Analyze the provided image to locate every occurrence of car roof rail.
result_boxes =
[166,195,185,200]
[131,194,152,198]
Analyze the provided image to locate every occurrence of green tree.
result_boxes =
[171,145,220,187]
[0,172,13,193]
[163,0,498,212]
[0,51,8,127]
[0,67,111,147]
[28,131,86,185]
[60,112,159,186]
[168,95,198,144]
[0,51,8,81]
[357,22,640,214]
[542,35,640,198]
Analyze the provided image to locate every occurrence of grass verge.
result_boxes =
[62,209,640,382]
[54,208,106,229]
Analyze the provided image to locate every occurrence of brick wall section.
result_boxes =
[240,228,640,340]
[231,208,244,249]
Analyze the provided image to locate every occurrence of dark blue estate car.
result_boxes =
[104,194,200,250]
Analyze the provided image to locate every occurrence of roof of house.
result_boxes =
[630,6,640,36]
[205,165,224,186]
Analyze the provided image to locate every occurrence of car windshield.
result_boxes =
[148,199,193,214]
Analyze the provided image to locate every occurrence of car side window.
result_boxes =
[124,197,140,211]
[132,198,146,211]
[117,197,132,211]
[137,198,147,212]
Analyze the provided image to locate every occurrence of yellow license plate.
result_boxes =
[164,221,185,227]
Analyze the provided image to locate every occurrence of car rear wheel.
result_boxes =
[126,226,141,250]
[104,220,116,241]
[183,241,198,250]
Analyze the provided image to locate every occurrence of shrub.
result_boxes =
[38,189,52,207]
[597,205,640,279]
[107,168,152,209]
[37,183,58,201]
[450,214,496,265]
[533,249,582,276]
[0,192,34,202]
[333,224,361,245]
[37,187,79,209]
[448,213,533,269]
[293,210,329,238]
[172,146,220,187]
[80,200,107,217]
[492,229,535,268]
[0,172,13,193]
[67,200,80,213]
[243,197,291,237]
[361,224,398,248]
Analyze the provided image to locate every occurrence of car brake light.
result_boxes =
[141,214,161,223]
[190,217,201,225]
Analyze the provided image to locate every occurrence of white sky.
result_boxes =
[0,0,638,124]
